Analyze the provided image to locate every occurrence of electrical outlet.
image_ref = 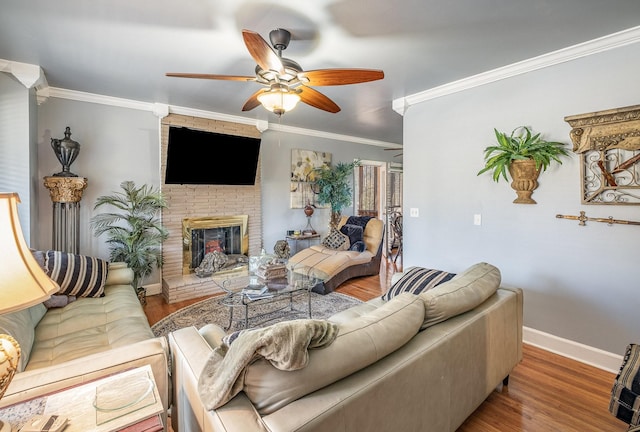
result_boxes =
[474,214,482,225]
[410,208,419,217]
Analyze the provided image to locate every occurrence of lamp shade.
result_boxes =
[0,193,58,314]
[258,88,301,116]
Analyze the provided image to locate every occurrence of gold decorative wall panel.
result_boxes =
[565,105,640,205]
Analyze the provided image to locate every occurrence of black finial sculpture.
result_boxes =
[51,126,80,177]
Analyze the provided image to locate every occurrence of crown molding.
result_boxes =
[268,122,401,148]
[0,59,48,92]
[40,86,399,147]
[393,25,640,115]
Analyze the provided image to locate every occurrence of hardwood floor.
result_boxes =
[145,254,625,431]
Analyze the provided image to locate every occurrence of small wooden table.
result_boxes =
[286,233,320,254]
[0,365,164,432]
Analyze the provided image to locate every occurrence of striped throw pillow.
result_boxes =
[382,266,456,301]
[45,250,108,298]
[610,344,640,426]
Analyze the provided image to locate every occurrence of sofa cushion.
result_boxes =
[327,297,385,323]
[43,295,76,309]
[286,246,373,281]
[45,250,109,298]
[382,266,456,301]
[27,285,154,369]
[0,304,46,371]
[337,217,384,255]
[419,262,501,329]
[242,292,424,414]
[105,262,135,286]
[321,227,350,251]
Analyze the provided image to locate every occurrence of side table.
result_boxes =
[286,233,320,255]
[0,365,164,432]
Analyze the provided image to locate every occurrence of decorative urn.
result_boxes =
[51,126,81,177]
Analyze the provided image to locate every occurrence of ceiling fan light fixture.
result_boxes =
[257,87,300,116]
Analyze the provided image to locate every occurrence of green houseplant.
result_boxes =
[313,160,360,227]
[91,181,169,293]
[477,126,570,203]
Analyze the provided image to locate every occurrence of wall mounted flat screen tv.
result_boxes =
[165,127,261,185]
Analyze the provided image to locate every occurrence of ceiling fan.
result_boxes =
[384,148,403,158]
[166,28,384,116]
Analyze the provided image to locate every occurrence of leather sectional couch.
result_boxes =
[168,262,523,432]
[0,261,169,429]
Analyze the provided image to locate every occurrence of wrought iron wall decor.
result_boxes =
[564,104,640,205]
[556,211,640,227]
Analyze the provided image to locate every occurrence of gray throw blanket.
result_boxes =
[198,319,338,410]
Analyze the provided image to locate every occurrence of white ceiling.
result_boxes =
[2,0,640,146]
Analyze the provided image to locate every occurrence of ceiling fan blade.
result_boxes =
[166,73,255,82]
[298,86,340,113]
[242,29,285,75]
[298,69,384,86]
[241,89,264,112]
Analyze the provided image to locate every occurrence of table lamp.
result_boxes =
[0,193,59,432]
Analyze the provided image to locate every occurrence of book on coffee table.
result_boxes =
[265,278,289,291]
[244,291,275,300]
[242,285,268,295]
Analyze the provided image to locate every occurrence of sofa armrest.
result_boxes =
[105,262,135,286]
[169,327,267,432]
[1,336,169,426]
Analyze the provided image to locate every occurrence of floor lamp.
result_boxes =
[0,193,59,432]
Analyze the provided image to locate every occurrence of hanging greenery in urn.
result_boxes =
[477,126,570,204]
[313,160,360,227]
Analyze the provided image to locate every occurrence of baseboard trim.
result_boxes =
[523,326,622,373]
[143,282,162,297]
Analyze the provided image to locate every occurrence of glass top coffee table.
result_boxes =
[218,271,320,330]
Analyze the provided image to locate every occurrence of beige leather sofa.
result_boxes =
[287,216,385,294]
[169,262,523,432]
[0,262,169,429]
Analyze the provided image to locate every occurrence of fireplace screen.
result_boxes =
[182,215,249,274]
[191,225,242,269]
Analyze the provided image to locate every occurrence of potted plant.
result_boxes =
[91,181,169,299]
[477,126,570,204]
[313,160,360,227]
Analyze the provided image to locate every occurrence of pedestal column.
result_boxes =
[43,176,88,253]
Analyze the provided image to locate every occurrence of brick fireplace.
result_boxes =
[160,114,262,303]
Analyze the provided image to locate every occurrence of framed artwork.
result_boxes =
[565,105,640,205]
[290,149,331,208]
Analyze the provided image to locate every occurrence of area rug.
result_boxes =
[151,291,363,337]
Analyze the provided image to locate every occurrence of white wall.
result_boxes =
[37,98,161,282]
[36,97,397,287]
[402,41,640,357]
[260,129,397,251]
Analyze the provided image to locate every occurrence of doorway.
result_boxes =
[353,161,403,261]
